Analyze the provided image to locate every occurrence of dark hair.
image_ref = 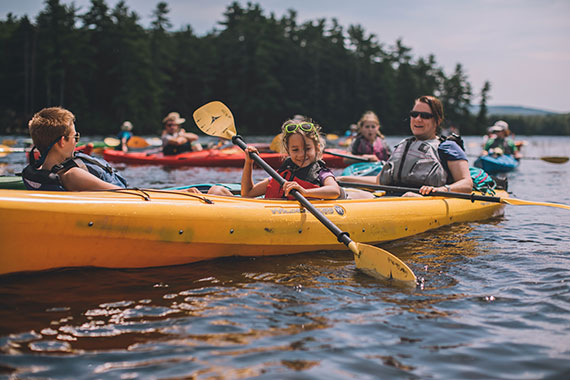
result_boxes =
[415,95,444,134]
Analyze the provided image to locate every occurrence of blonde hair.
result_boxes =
[357,110,384,139]
[28,107,75,154]
[280,118,325,160]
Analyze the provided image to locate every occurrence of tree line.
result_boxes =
[1,0,567,137]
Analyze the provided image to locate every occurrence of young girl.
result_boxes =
[241,119,344,200]
[349,110,391,162]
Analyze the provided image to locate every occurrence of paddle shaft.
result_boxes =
[234,136,350,245]
[338,181,503,203]
[323,150,369,162]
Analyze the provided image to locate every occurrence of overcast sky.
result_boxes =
[3,0,569,113]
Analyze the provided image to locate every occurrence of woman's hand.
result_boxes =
[418,185,449,195]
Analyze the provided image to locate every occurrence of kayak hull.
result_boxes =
[0,189,505,275]
[103,148,349,168]
[474,154,518,174]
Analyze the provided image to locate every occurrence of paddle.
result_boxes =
[468,153,568,164]
[0,144,25,157]
[522,156,568,164]
[323,150,370,162]
[127,136,150,149]
[338,181,570,210]
[104,137,120,147]
[193,101,416,284]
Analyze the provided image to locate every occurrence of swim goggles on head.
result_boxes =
[284,122,316,133]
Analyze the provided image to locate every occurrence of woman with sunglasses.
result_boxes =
[241,119,344,200]
[348,110,391,163]
[339,95,472,196]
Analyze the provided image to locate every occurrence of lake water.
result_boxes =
[1,135,569,379]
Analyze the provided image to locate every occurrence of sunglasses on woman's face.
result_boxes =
[409,111,434,120]
[284,122,316,133]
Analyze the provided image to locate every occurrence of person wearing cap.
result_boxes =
[161,112,203,155]
[482,121,521,159]
[117,121,133,152]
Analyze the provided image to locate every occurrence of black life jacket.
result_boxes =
[22,152,128,191]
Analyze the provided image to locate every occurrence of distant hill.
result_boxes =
[469,105,559,115]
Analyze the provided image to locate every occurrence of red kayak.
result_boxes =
[28,143,94,162]
[103,147,349,168]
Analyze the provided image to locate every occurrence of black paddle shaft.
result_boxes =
[337,181,503,203]
[323,150,370,162]
[233,135,352,246]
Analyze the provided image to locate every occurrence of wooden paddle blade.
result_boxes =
[502,198,570,210]
[104,137,120,147]
[127,136,149,148]
[349,242,417,285]
[193,101,236,140]
[541,156,568,164]
[269,133,283,152]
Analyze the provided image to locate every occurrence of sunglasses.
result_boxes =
[284,122,316,133]
[409,111,434,120]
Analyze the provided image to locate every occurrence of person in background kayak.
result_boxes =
[482,121,522,160]
[338,95,472,196]
[241,119,345,200]
[347,110,391,164]
[116,121,133,152]
[22,107,232,195]
[161,112,203,155]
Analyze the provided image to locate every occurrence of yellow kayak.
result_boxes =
[0,189,506,275]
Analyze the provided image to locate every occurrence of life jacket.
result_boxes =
[265,158,324,199]
[486,137,515,155]
[379,137,448,187]
[22,151,128,191]
[351,135,391,161]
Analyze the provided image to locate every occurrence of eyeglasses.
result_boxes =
[284,122,316,133]
[166,123,177,127]
[409,111,434,120]
[63,132,80,142]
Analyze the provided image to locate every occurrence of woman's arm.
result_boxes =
[419,159,472,195]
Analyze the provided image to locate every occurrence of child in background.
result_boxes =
[241,119,345,200]
[117,121,133,152]
[349,110,391,162]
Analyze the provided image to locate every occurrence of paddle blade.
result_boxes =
[349,242,417,285]
[127,136,149,148]
[502,198,570,210]
[541,156,568,164]
[269,133,283,153]
[104,137,120,147]
[193,101,236,140]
